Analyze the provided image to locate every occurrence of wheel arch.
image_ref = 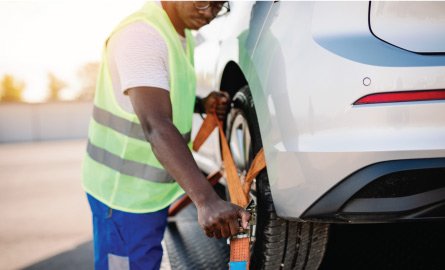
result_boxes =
[219,61,248,99]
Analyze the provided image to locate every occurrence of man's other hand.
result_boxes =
[203,91,230,121]
[197,198,251,239]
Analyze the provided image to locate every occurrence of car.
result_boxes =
[192,1,445,269]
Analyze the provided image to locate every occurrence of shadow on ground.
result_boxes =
[21,241,94,270]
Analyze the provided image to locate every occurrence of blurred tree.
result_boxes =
[77,62,100,101]
[0,74,26,102]
[48,72,67,101]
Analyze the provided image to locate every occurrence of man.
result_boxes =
[82,1,250,269]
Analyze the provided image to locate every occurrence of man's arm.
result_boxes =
[128,87,249,238]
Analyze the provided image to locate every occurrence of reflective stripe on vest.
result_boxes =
[93,105,191,143]
[87,140,175,183]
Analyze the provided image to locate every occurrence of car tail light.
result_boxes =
[353,90,445,105]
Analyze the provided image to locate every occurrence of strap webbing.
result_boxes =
[193,113,267,270]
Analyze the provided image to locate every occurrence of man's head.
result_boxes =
[162,1,229,35]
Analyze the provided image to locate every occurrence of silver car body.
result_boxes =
[193,1,445,219]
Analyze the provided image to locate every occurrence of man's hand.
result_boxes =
[197,198,251,239]
[202,91,230,121]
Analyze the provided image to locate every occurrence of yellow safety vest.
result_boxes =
[82,2,196,213]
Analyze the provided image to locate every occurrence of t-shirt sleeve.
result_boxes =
[107,21,170,94]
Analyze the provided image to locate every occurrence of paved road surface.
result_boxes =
[0,140,171,270]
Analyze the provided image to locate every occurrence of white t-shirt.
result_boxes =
[107,20,186,113]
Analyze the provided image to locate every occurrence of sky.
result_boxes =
[0,0,146,102]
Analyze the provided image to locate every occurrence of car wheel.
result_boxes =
[225,85,330,270]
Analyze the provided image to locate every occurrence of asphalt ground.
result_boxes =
[0,140,172,270]
[0,140,93,269]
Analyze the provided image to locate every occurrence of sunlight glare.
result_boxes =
[0,0,146,102]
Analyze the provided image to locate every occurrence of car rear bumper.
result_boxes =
[302,158,445,223]
[266,147,445,221]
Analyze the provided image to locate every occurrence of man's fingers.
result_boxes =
[239,209,251,229]
[219,96,228,104]
[216,100,229,120]
[219,91,230,100]
[216,106,227,112]
[214,228,222,239]
[221,223,231,238]
[228,219,239,236]
[214,91,229,105]
[205,229,214,238]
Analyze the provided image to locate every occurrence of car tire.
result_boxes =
[225,85,330,270]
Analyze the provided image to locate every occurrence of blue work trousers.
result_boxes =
[87,194,169,270]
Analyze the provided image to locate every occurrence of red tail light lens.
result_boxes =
[354,90,445,105]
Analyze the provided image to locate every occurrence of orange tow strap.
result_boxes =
[193,113,266,270]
